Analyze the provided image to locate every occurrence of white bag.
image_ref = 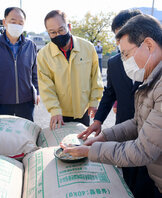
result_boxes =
[0,115,41,159]
[37,122,87,147]
[22,147,134,198]
[0,155,23,198]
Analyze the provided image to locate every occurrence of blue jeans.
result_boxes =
[0,101,34,121]
[98,58,102,73]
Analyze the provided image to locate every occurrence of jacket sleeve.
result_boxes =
[89,45,104,108]
[37,51,62,116]
[32,44,39,94]
[89,84,162,166]
[102,118,138,142]
[94,59,116,123]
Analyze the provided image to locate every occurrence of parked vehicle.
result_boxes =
[29,36,46,52]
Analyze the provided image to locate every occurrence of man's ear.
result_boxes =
[2,19,6,28]
[68,23,71,32]
[144,37,155,53]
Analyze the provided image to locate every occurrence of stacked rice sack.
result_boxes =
[0,115,41,197]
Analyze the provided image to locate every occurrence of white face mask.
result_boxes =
[7,23,24,38]
[123,46,151,82]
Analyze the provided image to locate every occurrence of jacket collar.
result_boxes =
[49,35,80,57]
[0,31,26,46]
[139,61,162,89]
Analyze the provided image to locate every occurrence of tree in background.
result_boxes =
[70,11,116,54]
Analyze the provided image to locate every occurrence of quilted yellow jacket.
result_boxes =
[37,36,103,118]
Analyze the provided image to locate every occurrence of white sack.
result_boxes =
[0,155,23,198]
[37,122,87,147]
[23,147,134,198]
[0,115,41,158]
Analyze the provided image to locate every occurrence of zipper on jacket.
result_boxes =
[9,49,20,104]
[14,58,19,104]
[3,35,25,104]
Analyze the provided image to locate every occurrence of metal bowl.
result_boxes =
[54,147,87,163]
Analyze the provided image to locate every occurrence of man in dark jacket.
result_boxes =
[0,7,40,121]
[78,10,157,198]
[78,9,141,138]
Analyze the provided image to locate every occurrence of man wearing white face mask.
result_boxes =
[122,42,152,82]
[61,14,162,197]
[0,7,40,121]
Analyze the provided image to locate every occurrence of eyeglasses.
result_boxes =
[48,26,67,37]
[121,46,137,61]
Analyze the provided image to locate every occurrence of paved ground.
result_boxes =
[34,68,116,129]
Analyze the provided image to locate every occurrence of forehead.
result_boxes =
[5,9,25,21]
[46,15,66,31]
[119,35,133,51]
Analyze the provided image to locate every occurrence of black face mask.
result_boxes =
[51,32,71,48]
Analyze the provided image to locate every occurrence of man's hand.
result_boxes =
[77,120,102,140]
[84,132,106,146]
[88,107,97,118]
[50,115,64,130]
[60,143,90,157]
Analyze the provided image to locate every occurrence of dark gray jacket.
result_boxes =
[89,61,162,193]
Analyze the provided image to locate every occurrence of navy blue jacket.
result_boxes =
[0,33,39,104]
[95,53,140,124]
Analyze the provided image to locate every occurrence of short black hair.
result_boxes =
[4,7,26,19]
[44,10,67,27]
[116,14,162,48]
[111,9,142,33]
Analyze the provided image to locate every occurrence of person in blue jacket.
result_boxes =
[0,7,40,121]
[95,41,103,73]
[78,10,157,198]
